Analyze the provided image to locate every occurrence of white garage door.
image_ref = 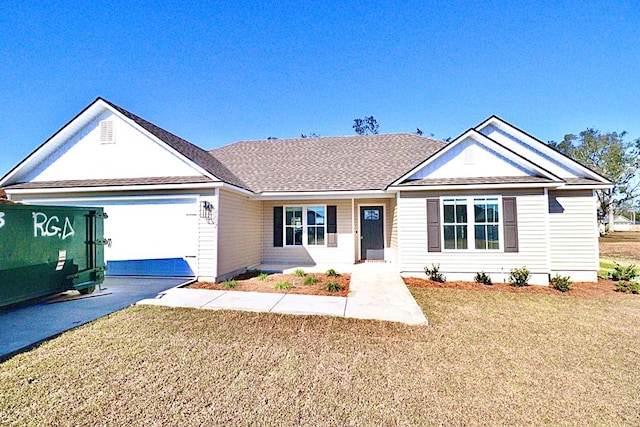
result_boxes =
[102,198,198,276]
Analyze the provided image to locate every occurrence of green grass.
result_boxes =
[1,288,639,425]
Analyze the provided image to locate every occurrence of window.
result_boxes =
[285,207,303,246]
[307,206,325,245]
[284,206,326,246]
[443,198,467,249]
[442,197,501,251]
[474,198,500,250]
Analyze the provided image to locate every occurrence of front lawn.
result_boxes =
[1,288,639,425]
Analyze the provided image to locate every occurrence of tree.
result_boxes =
[415,128,423,136]
[548,128,640,224]
[300,133,320,138]
[353,116,379,135]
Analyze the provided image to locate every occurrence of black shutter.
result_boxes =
[273,206,283,247]
[503,197,519,252]
[327,205,337,247]
[426,198,441,252]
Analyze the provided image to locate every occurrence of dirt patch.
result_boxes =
[403,277,638,299]
[189,272,350,297]
[599,231,640,262]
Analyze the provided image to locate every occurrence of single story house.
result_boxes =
[0,98,612,284]
[612,215,633,232]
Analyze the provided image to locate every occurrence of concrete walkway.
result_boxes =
[137,263,428,325]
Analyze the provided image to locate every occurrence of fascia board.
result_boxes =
[476,130,563,181]
[390,129,475,186]
[105,102,220,183]
[253,190,394,201]
[389,182,565,192]
[476,116,611,184]
[0,99,107,186]
[4,182,225,195]
[392,129,562,186]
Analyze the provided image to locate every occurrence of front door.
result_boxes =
[360,206,384,260]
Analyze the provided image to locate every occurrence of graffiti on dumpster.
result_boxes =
[0,212,4,229]
[32,212,75,240]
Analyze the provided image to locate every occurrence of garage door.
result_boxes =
[102,198,198,276]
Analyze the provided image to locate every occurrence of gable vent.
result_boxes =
[100,120,115,143]
[464,146,475,165]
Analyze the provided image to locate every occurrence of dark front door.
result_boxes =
[360,206,384,260]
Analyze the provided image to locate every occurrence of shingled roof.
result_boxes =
[209,134,447,193]
[101,98,248,190]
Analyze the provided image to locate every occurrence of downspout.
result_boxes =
[544,188,551,283]
[396,191,402,271]
[352,198,356,262]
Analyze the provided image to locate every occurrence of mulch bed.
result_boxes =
[188,272,350,297]
[403,277,637,299]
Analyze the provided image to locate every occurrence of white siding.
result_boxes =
[548,190,599,280]
[389,196,399,264]
[197,191,218,281]
[408,137,532,180]
[263,199,354,265]
[479,124,581,179]
[216,189,262,280]
[25,111,202,182]
[398,189,549,284]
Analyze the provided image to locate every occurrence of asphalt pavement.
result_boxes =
[0,276,189,361]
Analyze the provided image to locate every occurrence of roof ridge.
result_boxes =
[209,132,445,154]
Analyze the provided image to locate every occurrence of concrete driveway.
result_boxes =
[0,276,188,361]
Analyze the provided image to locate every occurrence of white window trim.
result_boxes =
[283,204,327,247]
[440,195,504,252]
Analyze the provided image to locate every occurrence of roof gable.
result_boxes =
[1,98,246,190]
[19,110,204,182]
[393,129,562,186]
[476,116,610,183]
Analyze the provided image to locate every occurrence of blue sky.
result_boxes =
[1,0,639,176]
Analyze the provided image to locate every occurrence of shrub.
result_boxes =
[615,281,640,294]
[274,281,292,290]
[424,264,445,282]
[474,271,492,285]
[609,263,638,281]
[257,272,270,281]
[221,280,237,289]
[326,268,340,277]
[509,267,530,287]
[325,281,343,292]
[294,269,306,277]
[550,274,571,292]
[303,275,319,286]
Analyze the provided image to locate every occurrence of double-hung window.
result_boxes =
[443,198,468,249]
[474,198,500,250]
[284,206,326,246]
[307,206,325,245]
[442,197,501,251]
[285,207,303,246]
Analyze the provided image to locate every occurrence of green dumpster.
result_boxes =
[0,203,107,308]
